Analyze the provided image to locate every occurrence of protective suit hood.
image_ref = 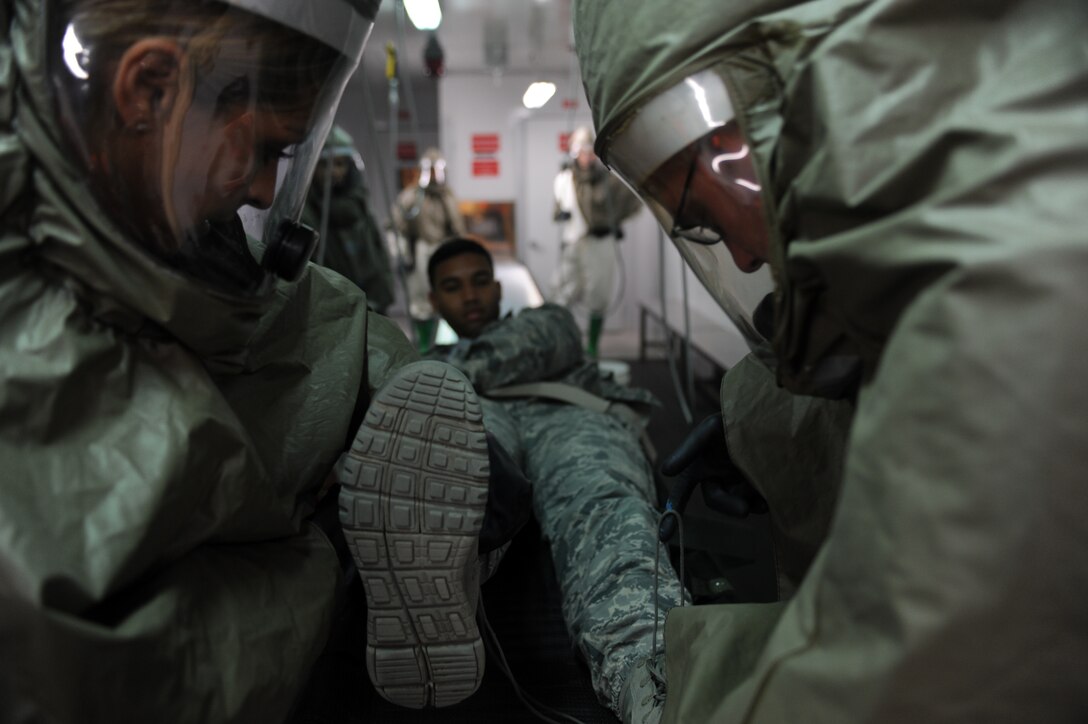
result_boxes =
[323,124,361,162]
[2,0,377,369]
[576,0,1088,395]
[3,0,262,366]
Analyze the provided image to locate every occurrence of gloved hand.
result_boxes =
[658,414,767,542]
[612,226,625,241]
[554,210,572,223]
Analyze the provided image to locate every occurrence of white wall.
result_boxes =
[439,72,531,204]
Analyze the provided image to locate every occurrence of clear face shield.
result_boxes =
[604,66,775,348]
[52,0,373,290]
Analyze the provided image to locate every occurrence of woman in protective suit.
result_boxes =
[574,0,1088,722]
[0,1,513,720]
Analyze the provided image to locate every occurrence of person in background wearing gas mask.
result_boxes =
[0,1,529,720]
[575,0,1088,722]
[302,124,395,314]
[392,146,466,353]
[552,126,643,359]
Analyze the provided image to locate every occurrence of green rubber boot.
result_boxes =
[413,318,437,355]
[587,313,605,359]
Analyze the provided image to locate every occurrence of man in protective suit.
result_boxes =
[392,147,466,352]
[552,126,643,358]
[302,124,395,314]
[425,237,687,721]
[575,0,1088,722]
[0,1,528,720]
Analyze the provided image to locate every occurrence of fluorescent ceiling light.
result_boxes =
[404,0,442,31]
[522,81,556,109]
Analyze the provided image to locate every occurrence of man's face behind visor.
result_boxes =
[642,122,770,274]
[600,65,776,350]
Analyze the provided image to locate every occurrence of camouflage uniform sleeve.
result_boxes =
[441,304,584,391]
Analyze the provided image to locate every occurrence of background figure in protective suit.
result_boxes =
[575,0,1088,723]
[302,125,395,314]
[0,1,525,720]
[392,147,466,352]
[425,237,686,721]
[552,126,642,358]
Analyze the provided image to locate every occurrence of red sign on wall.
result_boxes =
[471,133,500,155]
[559,132,571,153]
[472,159,500,177]
[396,141,418,161]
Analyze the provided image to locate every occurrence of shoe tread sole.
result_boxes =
[338,361,489,709]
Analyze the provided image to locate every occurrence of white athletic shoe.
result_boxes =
[337,360,490,708]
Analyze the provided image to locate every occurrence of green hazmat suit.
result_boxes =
[301,126,396,313]
[0,2,416,722]
[718,354,854,599]
[391,151,466,323]
[575,0,1088,721]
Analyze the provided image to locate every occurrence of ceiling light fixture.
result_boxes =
[522,81,557,109]
[403,0,442,31]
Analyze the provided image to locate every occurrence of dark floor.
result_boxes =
[290,519,616,724]
[290,356,778,724]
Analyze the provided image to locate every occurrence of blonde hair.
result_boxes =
[64,0,340,131]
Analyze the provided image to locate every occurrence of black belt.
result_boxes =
[587,226,615,238]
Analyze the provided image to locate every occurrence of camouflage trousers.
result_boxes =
[479,397,686,714]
